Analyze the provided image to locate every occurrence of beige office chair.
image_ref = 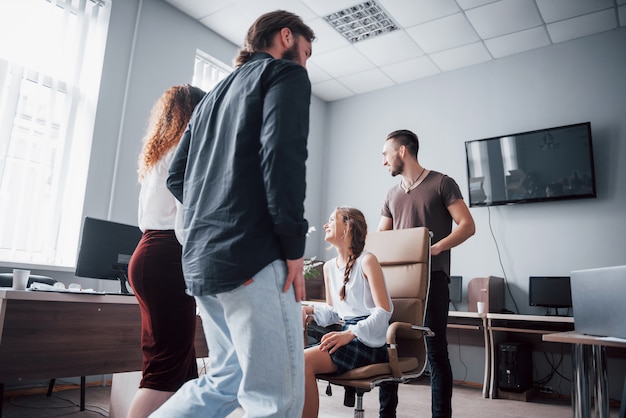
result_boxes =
[314,227,433,417]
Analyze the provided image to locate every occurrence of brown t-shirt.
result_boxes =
[381,171,463,276]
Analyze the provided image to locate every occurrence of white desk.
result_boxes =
[487,313,574,399]
[447,311,489,397]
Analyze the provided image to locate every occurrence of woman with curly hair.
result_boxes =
[127,84,205,418]
[301,206,393,418]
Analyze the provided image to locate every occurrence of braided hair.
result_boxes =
[337,207,368,301]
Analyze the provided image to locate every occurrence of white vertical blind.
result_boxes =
[192,49,232,93]
[0,0,111,267]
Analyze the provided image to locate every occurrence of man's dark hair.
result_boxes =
[234,10,315,67]
[386,129,419,158]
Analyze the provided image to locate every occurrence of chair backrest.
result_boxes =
[364,227,430,359]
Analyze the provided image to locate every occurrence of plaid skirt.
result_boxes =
[329,316,389,375]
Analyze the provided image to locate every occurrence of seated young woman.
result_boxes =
[301,206,393,418]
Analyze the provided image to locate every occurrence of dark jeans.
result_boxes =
[379,271,452,418]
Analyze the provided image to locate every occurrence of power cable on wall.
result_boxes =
[487,206,520,314]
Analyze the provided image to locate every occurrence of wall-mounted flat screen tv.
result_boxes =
[464,122,596,207]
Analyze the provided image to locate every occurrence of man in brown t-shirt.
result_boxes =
[377,129,475,418]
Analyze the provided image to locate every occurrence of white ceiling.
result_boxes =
[165,0,626,102]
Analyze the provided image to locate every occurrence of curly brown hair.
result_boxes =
[336,206,368,301]
[138,84,205,181]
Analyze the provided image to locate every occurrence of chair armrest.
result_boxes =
[385,322,434,377]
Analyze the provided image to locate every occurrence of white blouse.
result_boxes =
[137,149,182,239]
[312,251,393,348]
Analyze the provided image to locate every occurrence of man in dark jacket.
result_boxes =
[154,10,315,417]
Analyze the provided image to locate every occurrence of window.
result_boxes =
[0,0,111,268]
[192,49,232,92]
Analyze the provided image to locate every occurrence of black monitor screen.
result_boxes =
[449,275,462,303]
[528,276,572,309]
[75,217,142,294]
[465,122,596,207]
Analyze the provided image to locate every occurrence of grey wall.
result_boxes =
[314,27,626,317]
[311,26,626,397]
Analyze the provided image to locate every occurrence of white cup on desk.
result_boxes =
[12,269,30,290]
[476,301,486,314]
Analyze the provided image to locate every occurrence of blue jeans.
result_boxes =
[379,271,452,418]
[150,260,304,418]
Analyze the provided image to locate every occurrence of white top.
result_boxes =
[137,149,182,241]
[312,251,393,348]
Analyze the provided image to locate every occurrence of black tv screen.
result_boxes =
[75,217,142,294]
[465,122,596,207]
[529,276,572,309]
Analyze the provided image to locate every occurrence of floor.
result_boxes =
[1,378,621,417]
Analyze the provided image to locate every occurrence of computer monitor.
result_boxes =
[75,217,142,294]
[449,275,463,305]
[528,276,572,314]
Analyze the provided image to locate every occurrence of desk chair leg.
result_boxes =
[352,389,366,418]
[46,379,56,397]
[80,376,86,411]
[619,375,625,418]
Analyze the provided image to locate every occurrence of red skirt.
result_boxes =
[128,229,198,391]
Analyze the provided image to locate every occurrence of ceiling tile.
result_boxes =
[536,0,614,24]
[305,17,351,55]
[377,0,460,28]
[456,0,499,10]
[165,0,624,101]
[337,68,394,94]
[301,0,365,17]
[381,56,441,84]
[306,61,333,85]
[311,79,355,102]
[485,26,551,58]
[308,46,375,78]
[199,5,250,46]
[354,30,424,67]
[429,42,492,72]
[547,9,617,43]
[406,13,479,54]
[466,0,543,39]
[230,0,318,21]
[164,0,231,19]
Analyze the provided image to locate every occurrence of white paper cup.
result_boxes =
[12,269,30,290]
[477,301,486,314]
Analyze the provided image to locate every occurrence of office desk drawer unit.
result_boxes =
[0,297,142,382]
[0,289,208,417]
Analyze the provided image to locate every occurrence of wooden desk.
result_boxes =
[543,331,626,418]
[0,289,207,416]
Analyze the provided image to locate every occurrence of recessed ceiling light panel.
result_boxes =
[324,1,399,43]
